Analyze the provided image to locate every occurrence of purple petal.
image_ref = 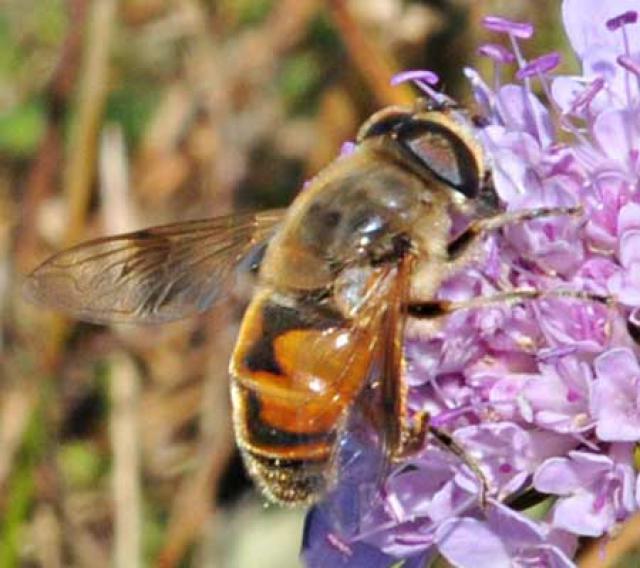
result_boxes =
[534,456,584,494]
[456,423,573,499]
[535,298,608,352]
[523,356,593,433]
[533,544,579,568]
[534,452,613,494]
[463,67,496,119]
[594,347,640,385]
[563,0,640,60]
[593,109,640,164]
[547,528,579,562]
[486,500,544,545]
[582,45,625,90]
[541,447,636,538]
[609,260,640,306]
[551,76,588,114]
[575,258,621,295]
[497,84,554,147]
[383,452,461,521]
[550,492,613,537]
[609,443,637,511]
[620,230,640,267]
[617,203,640,235]
[436,517,512,568]
[592,348,640,440]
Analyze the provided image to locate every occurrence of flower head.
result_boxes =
[303,2,640,566]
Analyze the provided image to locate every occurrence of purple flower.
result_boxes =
[355,449,480,558]
[454,422,576,499]
[592,348,640,440]
[522,355,594,434]
[534,446,636,537]
[535,298,610,351]
[302,1,640,566]
[436,501,576,568]
[609,203,640,305]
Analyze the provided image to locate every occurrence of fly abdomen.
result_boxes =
[231,383,336,504]
[229,289,379,504]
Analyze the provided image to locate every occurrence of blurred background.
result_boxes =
[0,1,620,567]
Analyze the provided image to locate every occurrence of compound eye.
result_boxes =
[356,109,412,141]
[401,121,480,198]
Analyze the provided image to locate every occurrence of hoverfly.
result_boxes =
[25,99,583,505]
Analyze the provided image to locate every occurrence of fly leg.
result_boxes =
[378,255,416,463]
[411,201,613,319]
[445,205,582,268]
[397,205,613,507]
[428,426,488,507]
[403,282,614,508]
[408,287,613,319]
[391,410,489,507]
[377,255,440,470]
[379,254,490,503]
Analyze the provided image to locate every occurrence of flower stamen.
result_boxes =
[516,52,562,80]
[482,16,534,39]
[571,77,605,114]
[478,43,516,65]
[605,11,638,31]
[391,69,455,107]
[607,11,639,105]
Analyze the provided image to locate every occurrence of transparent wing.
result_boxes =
[318,259,413,534]
[267,263,409,447]
[24,209,285,324]
[331,256,412,468]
